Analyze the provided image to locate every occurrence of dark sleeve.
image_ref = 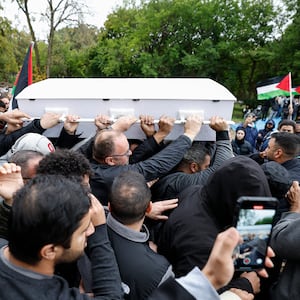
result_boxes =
[218,277,253,294]
[249,152,265,165]
[129,136,164,164]
[270,212,300,259]
[215,130,229,141]
[76,136,95,161]
[55,127,82,149]
[87,224,124,300]
[131,135,192,181]
[231,141,238,155]
[0,119,45,156]
[0,199,11,239]
[165,139,233,191]
[148,277,196,300]
[248,142,254,154]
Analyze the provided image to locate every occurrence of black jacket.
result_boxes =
[107,214,172,299]
[89,135,192,205]
[0,225,124,300]
[231,139,253,156]
[157,156,272,293]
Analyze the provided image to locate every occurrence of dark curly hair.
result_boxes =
[36,148,93,182]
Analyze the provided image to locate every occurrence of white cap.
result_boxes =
[7,133,55,160]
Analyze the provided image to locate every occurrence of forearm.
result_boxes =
[88,224,124,299]
[130,136,163,164]
[183,139,233,186]
[135,135,192,181]
[153,130,168,144]
[215,130,230,141]
[220,290,241,300]
[55,127,82,149]
[270,212,300,259]
[0,120,45,156]
[206,140,233,174]
[149,267,219,300]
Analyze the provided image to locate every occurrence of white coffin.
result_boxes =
[16,78,236,140]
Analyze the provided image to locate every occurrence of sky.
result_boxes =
[1,0,124,40]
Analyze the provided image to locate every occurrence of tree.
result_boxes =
[50,24,98,77]
[14,0,42,74]
[0,15,32,83]
[270,0,300,86]
[87,0,281,103]
[13,0,88,77]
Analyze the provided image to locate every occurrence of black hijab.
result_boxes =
[157,156,272,275]
[201,155,272,229]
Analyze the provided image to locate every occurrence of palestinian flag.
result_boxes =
[257,74,300,100]
[256,75,290,100]
[276,73,291,92]
[10,42,34,110]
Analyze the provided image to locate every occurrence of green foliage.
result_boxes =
[3,0,300,106]
[50,24,99,77]
[232,102,244,123]
[0,10,34,83]
[86,0,281,106]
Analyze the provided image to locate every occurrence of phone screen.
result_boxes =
[234,202,277,271]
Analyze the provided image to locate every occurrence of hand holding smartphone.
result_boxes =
[232,196,278,271]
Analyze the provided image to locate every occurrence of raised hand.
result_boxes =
[0,163,23,205]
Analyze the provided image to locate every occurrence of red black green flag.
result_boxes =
[11,42,33,109]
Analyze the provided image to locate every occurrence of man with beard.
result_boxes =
[0,174,124,299]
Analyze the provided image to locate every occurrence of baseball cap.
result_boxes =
[7,133,55,160]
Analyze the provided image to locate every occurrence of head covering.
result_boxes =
[261,161,292,198]
[6,133,55,161]
[202,156,271,229]
[234,127,247,146]
[265,119,275,130]
[236,127,246,134]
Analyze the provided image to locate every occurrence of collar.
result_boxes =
[107,213,149,242]
[0,247,52,280]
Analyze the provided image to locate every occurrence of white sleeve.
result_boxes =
[175,267,220,300]
[220,291,241,300]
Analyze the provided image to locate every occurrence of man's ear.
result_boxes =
[108,202,112,212]
[275,148,283,159]
[40,244,58,261]
[146,201,152,213]
[104,156,115,166]
[190,162,198,173]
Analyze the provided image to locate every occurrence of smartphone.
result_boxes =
[232,196,279,271]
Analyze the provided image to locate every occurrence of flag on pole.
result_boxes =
[276,73,291,92]
[295,86,300,94]
[256,75,289,100]
[276,72,293,120]
[10,42,34,110]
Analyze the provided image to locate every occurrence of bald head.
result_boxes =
[93,130,131,165]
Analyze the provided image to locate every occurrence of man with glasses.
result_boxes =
[89,115,202,205]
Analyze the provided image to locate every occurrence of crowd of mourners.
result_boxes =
[0,90,300,300]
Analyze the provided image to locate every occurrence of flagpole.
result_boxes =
[289,72,293,120]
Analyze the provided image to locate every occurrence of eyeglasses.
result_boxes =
[111,149,131,157]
